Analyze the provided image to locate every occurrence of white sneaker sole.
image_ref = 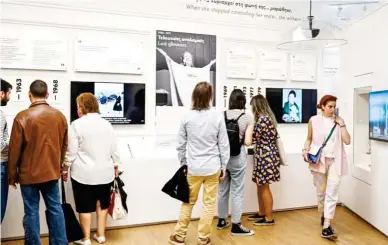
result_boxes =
[217,222,230,230]
[231,231,255,236]
[73,240,91,245]
[247,217,263,221]
[93,234,106,244]
[253,222,274,226]
[321,234,338,240]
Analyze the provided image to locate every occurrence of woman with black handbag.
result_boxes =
[303,95,351,241]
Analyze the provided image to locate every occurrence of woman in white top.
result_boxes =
[62,93,121,245]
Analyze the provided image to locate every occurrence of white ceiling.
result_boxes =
[2,0,387,31]
[316,0,384,22]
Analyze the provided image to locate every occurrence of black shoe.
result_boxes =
[253,218,275,226]
[321,226,338,240]
[217,219,230,230]
[321,214,324,226]
[247,213,265,221]
[231,223,255,236]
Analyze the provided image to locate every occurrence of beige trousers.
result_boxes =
[174,170,220,243]
[311,158,341,219]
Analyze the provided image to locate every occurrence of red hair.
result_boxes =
[317,95,337,109]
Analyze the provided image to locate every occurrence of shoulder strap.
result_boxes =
[224,111,228,120]
[322,123,337,147]
[236,113,245,121]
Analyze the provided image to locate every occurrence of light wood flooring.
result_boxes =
[2,206,388,245]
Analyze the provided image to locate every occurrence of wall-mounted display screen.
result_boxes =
[369,90,388,142]
[71,81,145,125]
[265,88,318,124]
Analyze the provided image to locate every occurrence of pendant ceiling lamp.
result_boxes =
[277,0,348,50]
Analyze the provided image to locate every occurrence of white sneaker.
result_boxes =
[93,233,106,244]
[73,239,91,245]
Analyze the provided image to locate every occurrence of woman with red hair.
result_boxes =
[303,95,350,241]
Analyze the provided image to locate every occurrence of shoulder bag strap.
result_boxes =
[61,177,66,204]
[322,123,337,147]
[236,112,245,121]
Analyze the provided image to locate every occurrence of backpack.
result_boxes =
[224,111,245,156]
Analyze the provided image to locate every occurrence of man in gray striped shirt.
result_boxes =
[1,79,12,223]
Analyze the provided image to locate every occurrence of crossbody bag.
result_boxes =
[305,123,337,164]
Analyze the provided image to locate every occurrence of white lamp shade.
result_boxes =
[277,19,348,50]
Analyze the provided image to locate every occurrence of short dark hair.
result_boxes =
[228,89,246,110]
[30,80,48,98]
[1,79,12,93]
[192,81,213,111]
[288,90,296,97]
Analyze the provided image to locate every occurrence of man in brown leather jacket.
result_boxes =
[8,80,68,245]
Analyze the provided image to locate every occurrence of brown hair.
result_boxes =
[317,95,337,109]
[192,81,213,111]
[76,93,100,115]
[250,94,278,128]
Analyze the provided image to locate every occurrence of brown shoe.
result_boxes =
[198,238,212,245]
[169,235,185,245]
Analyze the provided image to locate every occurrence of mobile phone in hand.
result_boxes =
[334,108,339,116]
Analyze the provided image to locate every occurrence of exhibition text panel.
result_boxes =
[0,28,68,71]
[74,36,144,74]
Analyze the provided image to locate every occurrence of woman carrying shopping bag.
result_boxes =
[62,93,121,245]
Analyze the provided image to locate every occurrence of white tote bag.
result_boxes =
[108,181,127,220]
[276,134,288,166]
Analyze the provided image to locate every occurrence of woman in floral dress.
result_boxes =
[245,94,281,226]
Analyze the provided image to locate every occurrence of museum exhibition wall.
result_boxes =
[1,0,387,239]
[338,4,388,236]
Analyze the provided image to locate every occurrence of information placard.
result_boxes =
[226,46,257,79]
[0,29,68,71]
[290,53,317,82]
[74,36,144,74]
[259,51,288,81]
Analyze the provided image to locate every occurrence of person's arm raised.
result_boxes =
[335,116,351,145]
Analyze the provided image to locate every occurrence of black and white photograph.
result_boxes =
[95,83,124,118]
[266,88,317,124]
[155,30,217,107]
[282,88,302,123]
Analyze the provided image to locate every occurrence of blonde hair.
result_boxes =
[250,94,278,128]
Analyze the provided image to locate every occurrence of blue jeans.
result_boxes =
[218,147,247,224]
[21,180,68,245]
[1,162,9,223]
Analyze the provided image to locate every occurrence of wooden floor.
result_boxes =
[2,206,388,245]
